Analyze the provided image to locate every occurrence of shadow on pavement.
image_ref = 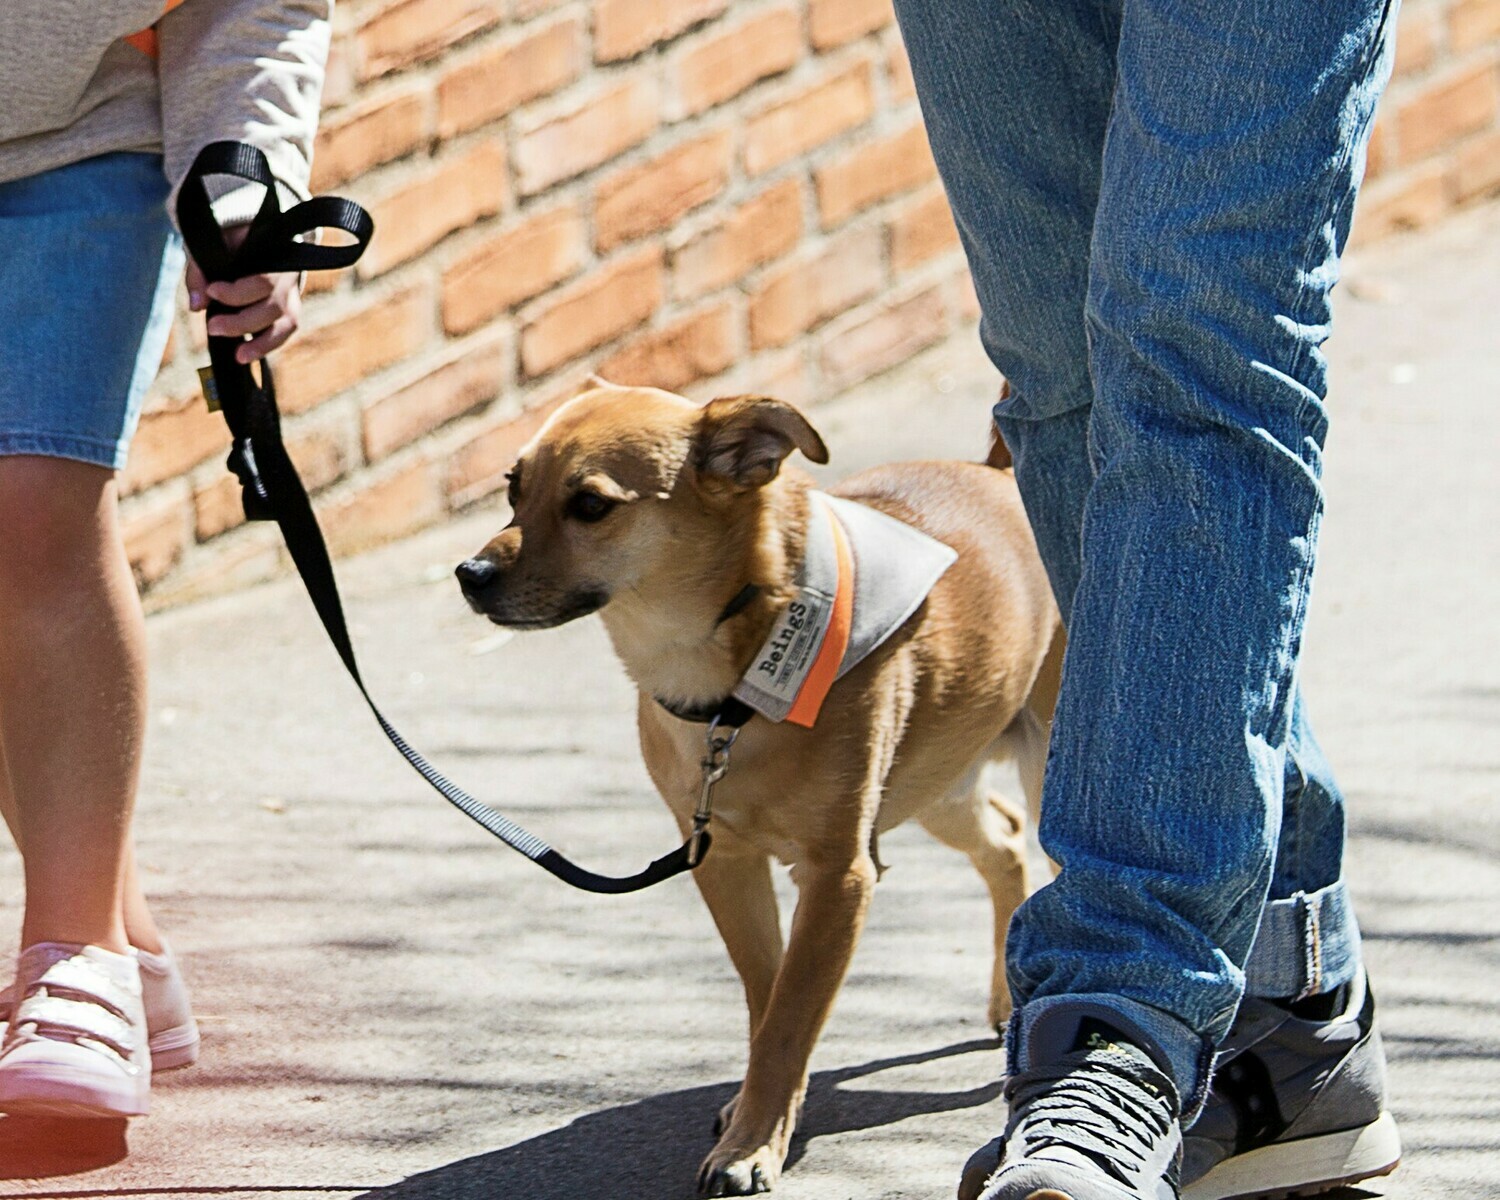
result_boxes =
[360,1038,1003,1200]
[0,1116,127,1179]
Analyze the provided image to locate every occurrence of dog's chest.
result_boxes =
[650,727,817,865]
[705,777,808,866]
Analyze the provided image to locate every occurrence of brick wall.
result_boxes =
[1352,0,1500,242]
[125,0,971,607]
[124,0,1500,607]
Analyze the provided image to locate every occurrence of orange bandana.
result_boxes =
[731,492,957,729]
[125,0,189,58]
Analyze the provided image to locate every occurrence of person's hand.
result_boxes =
[185,224,302,365]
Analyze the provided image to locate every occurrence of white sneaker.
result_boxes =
[133,942,200,1071]
[0,943,151,1118]
[0,939,199,1072]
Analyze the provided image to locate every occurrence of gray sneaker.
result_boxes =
[960,1019,1182,1200]
[1182,971,1400,1200]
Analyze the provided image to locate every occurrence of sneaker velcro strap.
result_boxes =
[27,956,139,1018]
[10,993,138,1060]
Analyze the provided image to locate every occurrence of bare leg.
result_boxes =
[119,846,164,955]
[0,737,163,958]
[0,456,146,954]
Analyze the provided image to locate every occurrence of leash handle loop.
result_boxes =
[176,143,704,895]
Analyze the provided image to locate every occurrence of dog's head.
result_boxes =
[456,383,827,632]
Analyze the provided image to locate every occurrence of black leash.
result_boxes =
[176,142,714,894]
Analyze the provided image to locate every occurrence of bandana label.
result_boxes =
[748,596,830,703]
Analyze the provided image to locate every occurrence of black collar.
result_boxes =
[656,694,756,727]
[715,582,760,624]
[653,583,761,726]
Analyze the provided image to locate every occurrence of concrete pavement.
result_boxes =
[0,199,1496,1199]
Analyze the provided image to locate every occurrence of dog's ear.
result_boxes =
[694,396,829,489]
[575,372,622,397]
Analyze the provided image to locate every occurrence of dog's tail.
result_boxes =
[986,428,1013,470]
[985,380,1014,470]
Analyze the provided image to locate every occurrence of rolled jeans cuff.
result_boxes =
[1244,880,1361,1001]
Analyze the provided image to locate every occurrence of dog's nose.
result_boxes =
[455,557,499,597]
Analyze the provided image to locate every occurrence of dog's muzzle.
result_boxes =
[456,552,510,615]
[456,557,499,609]
[456,558,609,628]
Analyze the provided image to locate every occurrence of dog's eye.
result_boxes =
[566,491,616,523]
[505,470,520,508]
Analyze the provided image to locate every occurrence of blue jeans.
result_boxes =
[894,0,1395,1113]
[0,153,181,471]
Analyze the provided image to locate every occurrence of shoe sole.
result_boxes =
[148,1020,201,1072]
[1182,1112,1402,1200]
[0,1064,149,1119]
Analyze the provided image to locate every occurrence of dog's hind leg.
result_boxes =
[1022,625,1063,792]
[919,764,1029,1031]
[1016,624,1064,876]
[1006,705,1060,881]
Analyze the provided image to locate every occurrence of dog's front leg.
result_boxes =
[698,853,877,1197]
[689,833,783,1039]
[688,837,785,1140]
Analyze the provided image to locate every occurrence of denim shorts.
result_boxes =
[0,152,184,472]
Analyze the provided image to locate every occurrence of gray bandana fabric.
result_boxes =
[731,491,956,727]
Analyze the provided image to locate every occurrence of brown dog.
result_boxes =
[457,383,1062,1196]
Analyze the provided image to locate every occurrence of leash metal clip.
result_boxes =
[689,715,740,867]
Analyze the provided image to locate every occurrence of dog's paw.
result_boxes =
[987,956,1013,1031]
[956,1136,1003,1200]
[712,1093,740,1137]
[697,1142,781,1196]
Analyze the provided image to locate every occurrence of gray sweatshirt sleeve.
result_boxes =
[155,0,332,227]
